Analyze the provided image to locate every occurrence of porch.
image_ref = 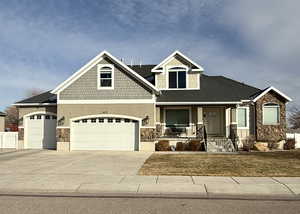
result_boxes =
[156,105,238,139]
[155,105,239,152]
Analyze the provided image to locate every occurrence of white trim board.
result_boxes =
[156,101,242,105]
[151,50,204,73]
[51,50,159,95]
[58,99,155,104]
[252,86,292,102]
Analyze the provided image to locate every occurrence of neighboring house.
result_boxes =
[0,111,5,132]
[14,51,292,151]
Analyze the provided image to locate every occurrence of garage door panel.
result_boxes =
[26,114,57,149]
[71,118,138,151]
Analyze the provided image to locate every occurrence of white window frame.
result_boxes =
[163,106,192,128]
[263,103,280,125]
[237,106,249,129]
[97,64,114,90]
[166,65,188,90]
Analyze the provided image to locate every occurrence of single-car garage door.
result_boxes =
[25,113,57,149]
[70,117,139,151]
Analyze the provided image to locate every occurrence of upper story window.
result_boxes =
[263,103,280,125]
[97,64,114,90]
[168,66,187,89]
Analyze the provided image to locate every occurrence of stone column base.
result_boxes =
[57,142,70,152]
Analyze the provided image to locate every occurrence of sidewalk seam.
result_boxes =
[271,177,296,195]
[118,176,126,184]
[191,176,195,184]
[204,184,208,196]
[231,177,240,184]
[136,184,141,193]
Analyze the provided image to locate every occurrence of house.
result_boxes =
[0,111,5,132]
[14,51,292,151]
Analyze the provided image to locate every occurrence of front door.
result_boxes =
[203,107,224,136]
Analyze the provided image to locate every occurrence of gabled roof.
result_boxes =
[156,75,261,103]
[0,111,6,116]
[51,51,159,95]
[252,86,292,102]
[151,50,204,73]
[14,91,57,106]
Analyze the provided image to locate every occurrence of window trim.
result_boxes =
[237,106,249,129]
[163,106,192,128]
[262,103,280,125]
[97,64,114,90]
[166,65,188,90]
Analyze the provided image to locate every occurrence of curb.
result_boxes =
[0,191,299,201]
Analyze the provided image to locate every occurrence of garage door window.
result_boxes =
[45,115,50,120]
[108,118,113,123]
[30,115,35,120]
[99,118,104,123]
[82,119,87,123]
[37,115,42,120]
[116,118,121,123]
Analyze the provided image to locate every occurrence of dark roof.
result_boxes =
[0,111,5,116]
[15,74,261,104]
[15,91,57,104]
[157,75,261,103]
[129,65,156,79]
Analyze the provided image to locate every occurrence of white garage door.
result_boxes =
[71,117,139,151]
[25,114,57,149]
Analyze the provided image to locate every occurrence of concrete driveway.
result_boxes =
[0,149,152,176]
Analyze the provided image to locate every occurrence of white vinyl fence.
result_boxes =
[286,133,300,149]
[0,132,18,149]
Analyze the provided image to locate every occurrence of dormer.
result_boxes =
[151,51,204,90]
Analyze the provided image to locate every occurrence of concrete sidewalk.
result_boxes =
[0,175,299,198]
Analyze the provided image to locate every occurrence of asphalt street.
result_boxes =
[0,195,299,214]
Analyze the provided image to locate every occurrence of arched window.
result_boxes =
[167,66,187,89]
[263,103,280,125]
[97,64,114,89]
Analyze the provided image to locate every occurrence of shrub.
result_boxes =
[242,135,256,151]
[175,142,185,151]
[187,140,201,151]
[155,140,170,151]
[284,139,295,150]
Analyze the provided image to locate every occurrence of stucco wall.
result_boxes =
[256,91,287,142]
[18,106,57,126]
[0,116,5,132]
[60,57,153,100]
[57,103,155,127]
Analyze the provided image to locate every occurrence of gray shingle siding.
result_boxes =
[60,58,153,100]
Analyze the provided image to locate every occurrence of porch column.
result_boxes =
[196,107,204,140]
[230,107,238,144]
[155,106,160,124]
[155,106,162,138]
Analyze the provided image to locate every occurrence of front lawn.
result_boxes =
[138,150,300,177]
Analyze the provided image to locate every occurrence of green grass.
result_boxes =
[138,150,300,176]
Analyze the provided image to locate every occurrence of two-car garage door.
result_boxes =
[70,117,139,151]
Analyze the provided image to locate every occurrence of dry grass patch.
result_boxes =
[138,150,300,177]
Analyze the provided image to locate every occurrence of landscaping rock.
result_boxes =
[253,143,269,152]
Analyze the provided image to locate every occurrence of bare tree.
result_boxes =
[4,88,45,129]
[4,106,18,128]
[288,106,300,129]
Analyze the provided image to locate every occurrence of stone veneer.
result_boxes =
[140,128,156,142]
[196,124,205,140]
[18,128,24,140]
[56,128,70,152]
[56,128,70,142]
[256,91,286,142]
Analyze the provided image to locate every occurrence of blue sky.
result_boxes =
[0,0,299,111]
